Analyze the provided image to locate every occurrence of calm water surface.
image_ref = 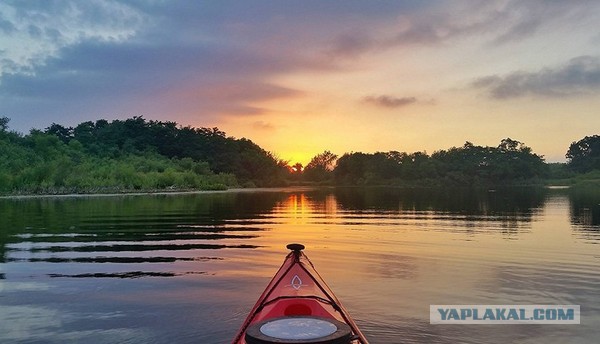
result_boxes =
[1,187,599,343]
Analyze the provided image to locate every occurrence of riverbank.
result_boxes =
[2,168,599,199]
[0,186,322,199]
[545,170,600,187]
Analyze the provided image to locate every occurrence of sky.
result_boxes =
[1,0,599,165]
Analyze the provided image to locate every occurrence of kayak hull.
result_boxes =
[232,244,369,344]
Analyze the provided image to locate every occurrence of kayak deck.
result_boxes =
[232,244,369,344]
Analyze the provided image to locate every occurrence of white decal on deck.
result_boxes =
[290,275,303,290]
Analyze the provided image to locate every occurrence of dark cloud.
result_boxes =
[363,95,418,108]
[0,19,306,127]
[323,3,491,58]
[325,0,599,59]
[492,16,541,45]
[327,32,376,58]
[471,56,600,99]
[1,0,599,133]
[2,0,356,131]
[27,24,42,38]
[0,18,15,34]
[486,0,599,45]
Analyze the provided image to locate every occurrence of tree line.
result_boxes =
[302,136,600,186]
[302,139,549,186]
[0,116,283,194]
[0,116,598,194]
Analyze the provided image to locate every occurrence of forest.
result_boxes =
[0,116,598,195]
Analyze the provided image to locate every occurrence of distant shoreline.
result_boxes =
[1,183,587,200]
[0,186,320,200]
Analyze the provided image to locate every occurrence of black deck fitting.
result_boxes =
[286,243,305,251]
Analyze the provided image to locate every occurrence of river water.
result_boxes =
[0,187,599,343]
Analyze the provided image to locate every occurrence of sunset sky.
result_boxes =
[1,1,599,164]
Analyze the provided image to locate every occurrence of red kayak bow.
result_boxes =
[232,244,369,344]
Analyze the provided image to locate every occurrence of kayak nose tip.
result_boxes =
[286,243,305,251]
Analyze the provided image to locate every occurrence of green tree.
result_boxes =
[498,137,523,152]
[46,123,73,143]
[0,117,9,132]
[567,135,600,173]
[304,151,337,182]
[334,153,370,184]
[291,162,303,173]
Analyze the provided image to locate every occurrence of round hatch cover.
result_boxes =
[245,316,352,344]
